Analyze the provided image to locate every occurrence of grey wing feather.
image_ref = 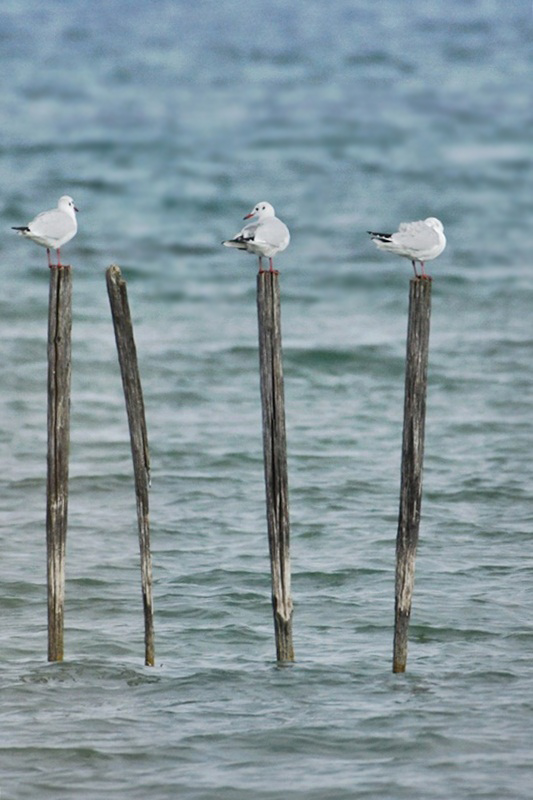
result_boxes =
[31,209,74,239]
[238,221,259,241]
[227,221,259,243]
[393,221,439,250]
[255,218,289,247]
[222,221,259,249]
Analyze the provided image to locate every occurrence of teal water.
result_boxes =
[1,1,532,798]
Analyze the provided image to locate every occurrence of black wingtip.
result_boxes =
[12,226,30,232]
[368,231,392,241]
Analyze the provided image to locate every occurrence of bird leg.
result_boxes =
[257,256,265,274]
[268,258,279,275]
[411,260,419,278]
[54,248,67,268]
[47,248,54,269]
[419,261,431,280]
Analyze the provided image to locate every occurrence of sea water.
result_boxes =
[0,1,532,797]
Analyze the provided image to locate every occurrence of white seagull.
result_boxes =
[12,195,79,268]
[368,217,446,278]
[222,201,290,273]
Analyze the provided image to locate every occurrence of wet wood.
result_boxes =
[256,271,294,662]
[47,265,72,662]
[393,277,432,673]
[106,265,155,666]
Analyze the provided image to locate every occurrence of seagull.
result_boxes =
[12,195,79,268]
[222,201,290,273]
[367,217,446,278]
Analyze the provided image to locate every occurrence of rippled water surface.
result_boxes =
[1,1,532,798]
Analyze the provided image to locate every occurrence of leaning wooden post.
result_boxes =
[106,265,155,667]
[393,277,432,673]
[47,265,72,662]
[256,271,294,662]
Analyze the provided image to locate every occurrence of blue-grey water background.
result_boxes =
[1,0,532,797]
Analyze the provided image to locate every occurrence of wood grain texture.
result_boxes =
[256,272,294,662]
[47,266,72,662]
[106,265,155,666]
[393,278,432,673]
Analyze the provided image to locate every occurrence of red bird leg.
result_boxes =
[56,248,62,268]
[47,248,53,268]
[269,258,274,272]
[411,260,418,278]
[258,256,265,274]
[420,261,428,278]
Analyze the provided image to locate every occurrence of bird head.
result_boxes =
[244,201,275,220]
[59,196,79,213]
[424,217,443,232]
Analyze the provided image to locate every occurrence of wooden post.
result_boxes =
[256,271,294,662]
[47,265,72,662]
[393,278,432,673]
[106,265,155,667]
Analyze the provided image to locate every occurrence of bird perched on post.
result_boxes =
[12,195,79,268]
[222,201,290,274]
[367,217,446,278]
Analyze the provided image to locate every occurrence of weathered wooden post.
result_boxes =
[47,265,72,662]
[393,277,432,673]
[256,271,294,662]
[106,265,155,667]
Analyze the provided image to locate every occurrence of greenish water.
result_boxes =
[0,1,532,798]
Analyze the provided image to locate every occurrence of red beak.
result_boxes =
[243,212,254,219]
